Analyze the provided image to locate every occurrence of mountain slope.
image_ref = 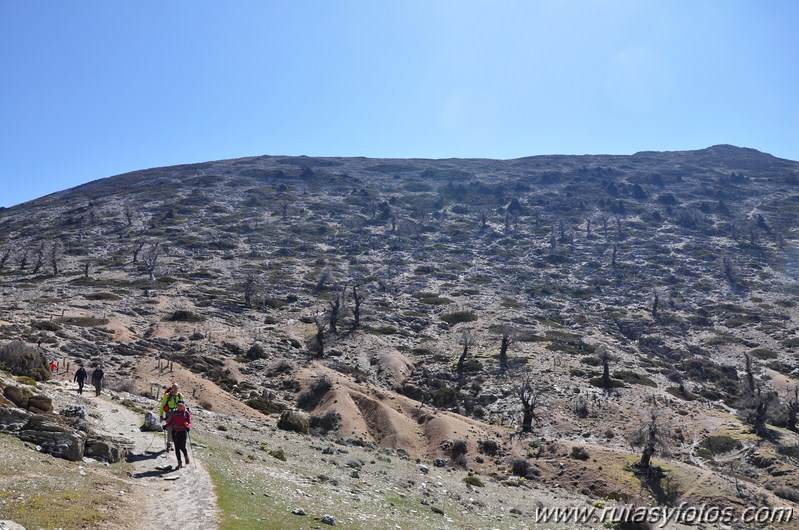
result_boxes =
[1,145,799,528]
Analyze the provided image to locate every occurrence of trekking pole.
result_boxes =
[143,428,162,452]
[187,430,195,466]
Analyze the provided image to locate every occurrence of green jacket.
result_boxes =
[160,390,184,415]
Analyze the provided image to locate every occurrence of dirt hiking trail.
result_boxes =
[51,381,219,530]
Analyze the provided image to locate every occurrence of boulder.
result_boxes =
[0,407,31,432]
[141,411,163,432]
[18,415,86,462]
[3,386,28,408]
[85,437,128,463]
[26,395,53,414]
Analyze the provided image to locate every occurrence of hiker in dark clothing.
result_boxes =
[91,365,104,396]
[164,400,192,469]
[74,366,88,395]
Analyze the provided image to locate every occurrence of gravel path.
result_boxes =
[50,381,219,530]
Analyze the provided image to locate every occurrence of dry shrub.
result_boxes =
[277,410,309,434]
[0,341,50,381]
[108,379,136,393]
[297,375,332,410]
[310,410,341,433]
[774,485,799,503]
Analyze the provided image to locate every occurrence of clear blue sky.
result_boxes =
[1,1,797,208]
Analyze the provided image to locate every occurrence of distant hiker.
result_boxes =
[49,360,58,373]
[159,383,184,450]
[91,365,104,396]
[74,365,88,395]
[163,400,192,469]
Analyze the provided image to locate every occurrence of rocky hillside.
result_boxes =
[1,145,799,528]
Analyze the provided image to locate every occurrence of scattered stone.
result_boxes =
[321,514,336,526]
[59,404,87,419]
[434,458,447,467]
[292,508,306,516]
[431,506,445,515]
[417,464,429,474]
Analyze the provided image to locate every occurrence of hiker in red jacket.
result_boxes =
[164,400,192,469]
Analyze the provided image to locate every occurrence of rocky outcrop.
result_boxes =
[2,386,53,413]
[0,399,128,463]
[17,415,87,462]
[85,438,128,463]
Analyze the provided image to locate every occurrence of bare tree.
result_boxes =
[314,267,332,292]
[49,242,63,275]
[597,346,616,391]
[19,249,28,270]
[328,283,345,334]
[350,283,363,332]
[787,385,799,432]
[132,241,145,263]
[516,369,547,433]
[31,242,45,274]
[722,254,738,286]
[652,290,660,319]
[143,242,161,282]
[123,203,134,227]
[242,272,258,307]
[744,353,756,394]
[456,327,475,378]
[308,311,327,358]
[0,248,11,270]
[749,389,778,438]
[499,331,514,370]
[635,410,660,472]
[82,258,92,279]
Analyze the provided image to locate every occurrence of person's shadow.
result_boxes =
[130,463,175,478]
[125,448,167,463]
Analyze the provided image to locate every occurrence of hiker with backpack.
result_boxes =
[74,365,88,395]
[91,365,104,396]
[159,383,183,450]
[163,400,192,469]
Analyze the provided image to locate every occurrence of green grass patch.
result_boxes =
[246,398,286,415]
[463,476,485,487]
[614,370,657,387]
[84,292,121,301]
[700,435,741,455]
[162,310,205,323]
[54,316,109,327]
[0,435,129,529]
[749,348,777,360]
[588,377,625,389]
[412,292,453,306]
[440,311,478,325]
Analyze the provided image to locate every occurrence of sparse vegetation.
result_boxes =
[1,147,799,527]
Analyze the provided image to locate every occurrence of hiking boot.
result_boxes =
[176,463,182,470]
[166,442,172,450]
[185,456,190,465]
